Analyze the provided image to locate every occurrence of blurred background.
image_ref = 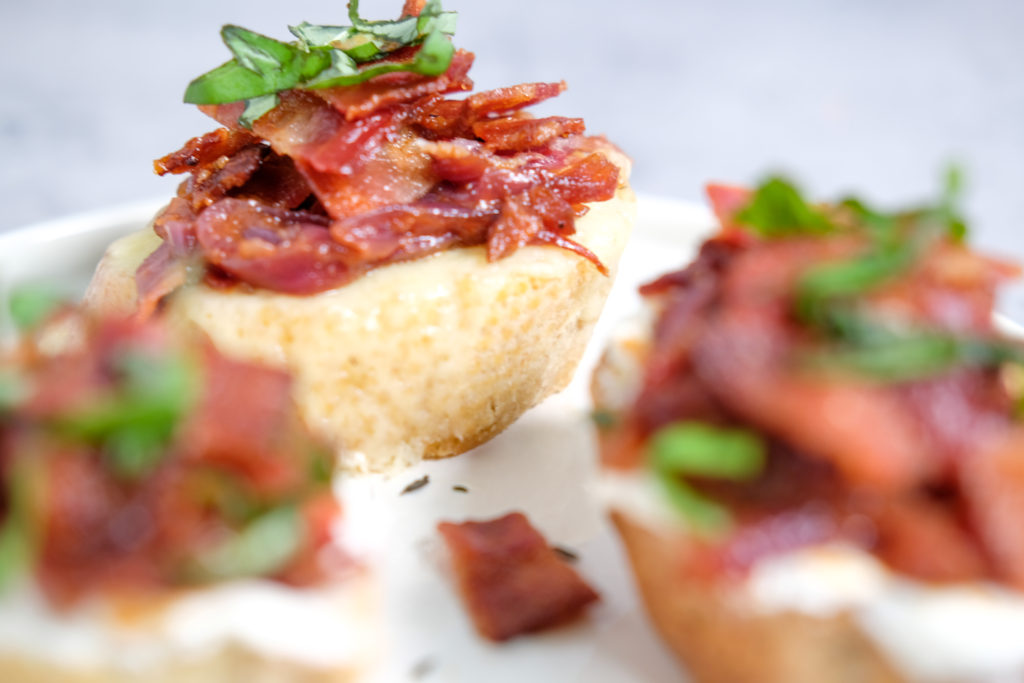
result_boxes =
[1,0,1022,316]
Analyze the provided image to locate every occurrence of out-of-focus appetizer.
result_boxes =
[0,311,375,681]
[592,173,1024,682]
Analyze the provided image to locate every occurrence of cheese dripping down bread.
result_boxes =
[84,1,635,473]
[592,177,1024,683]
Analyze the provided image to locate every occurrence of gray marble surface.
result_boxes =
[2,0,1022,316]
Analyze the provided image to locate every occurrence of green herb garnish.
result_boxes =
[648,421,766,536]
[0,459,38,591]
[8,285,65,332]
[589,409,619,430]
[0,368,25,412]
[192,504,304,581]
[738,167,1006,384]
[53,350,201,479]
[733,176,834,238]
[804,319,1024,382]
[185,0,457,128]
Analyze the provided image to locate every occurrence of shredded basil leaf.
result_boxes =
[647,421,766,536]
[192,505,304,581]
[184,1,457,124]
[656,474,732,537]
[733,176,834,237]
[589,409,619,430]
[8,285,64,332]
[238,93,280,128]
[649,422,765,480]
[0,460,36,592]
[53,350,201,479]
[0,368,25,411]
[804,319,1024,382]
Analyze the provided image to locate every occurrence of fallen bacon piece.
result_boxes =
[438,512,599,642]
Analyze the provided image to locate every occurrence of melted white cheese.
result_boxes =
[748,546,1024,683]
[0,575,377,674]
[603,473,1024,683]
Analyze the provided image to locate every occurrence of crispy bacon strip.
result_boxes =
[317,49,474,121]
[438,512,599,641]
[154,128,260,176]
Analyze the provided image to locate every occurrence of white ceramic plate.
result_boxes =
[0,194,714,682]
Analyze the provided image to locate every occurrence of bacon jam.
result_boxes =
[599,176,1024,589]
[0,315,339,607]
[137,3,623,312]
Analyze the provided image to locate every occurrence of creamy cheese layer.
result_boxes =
[0,574,377,674]
[747,545,1024,683]
[603,471,1024,683]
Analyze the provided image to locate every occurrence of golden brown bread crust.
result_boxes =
[611,512,905,683]
[84,167,634,472]
[592,325,906,682]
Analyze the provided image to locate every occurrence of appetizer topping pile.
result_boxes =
[601,174,1024,588]
[139,0,621,309]
[438,512,599,641]
[0,313,338,606]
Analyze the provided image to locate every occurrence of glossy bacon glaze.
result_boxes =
[140,46,622,308]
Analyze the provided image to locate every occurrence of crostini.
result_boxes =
[593,174,1024,683]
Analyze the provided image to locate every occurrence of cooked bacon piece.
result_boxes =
[704,183,752,231]
[962,430,1024,589]
[466,81,567,117]
[546,152,620,205]
[317,49,474,121]
[184,143,265,210]
[195,198,359,294]
[135,241,187,319]
[401,0,426,16]
[694,308,937,490]
[232,152,313,210]
[474,116,585,152]
[438,512,599,642]
[182,350,306,496]
[868,496,988,583]
[251,93,436,219]
[154,128,260,176]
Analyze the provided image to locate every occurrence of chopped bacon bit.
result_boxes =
[185,144,265,210]
[195,198,357,294]
[182,350,305,496]
[466,81,567,117]
[438,512,599,642]
[135,242,187,319]
[486,193,545,261]
[547,153,620,205]
[316,49,474,121]
[154,128,260,176]
[962,431,1024,589]
[473,116,585,152]
[704,183,752,231]
[401,0,427,16]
